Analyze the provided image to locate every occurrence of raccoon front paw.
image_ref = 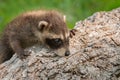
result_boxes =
[70,29,77,38]
[17,51,31,60]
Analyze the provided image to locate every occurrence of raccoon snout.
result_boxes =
[65,51,70,56]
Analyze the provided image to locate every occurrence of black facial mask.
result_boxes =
[45,38,63,49]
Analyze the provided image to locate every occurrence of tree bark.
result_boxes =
[0,8,120,80]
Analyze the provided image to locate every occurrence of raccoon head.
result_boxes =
[33,11,70,56]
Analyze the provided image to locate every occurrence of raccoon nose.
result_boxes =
[65,51,70,56]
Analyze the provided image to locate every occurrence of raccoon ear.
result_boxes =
[38,21,48,32]
[63,15,66,22]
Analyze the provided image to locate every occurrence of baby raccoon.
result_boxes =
[0,10,76,64]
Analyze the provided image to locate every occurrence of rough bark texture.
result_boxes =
[0,8,120,80]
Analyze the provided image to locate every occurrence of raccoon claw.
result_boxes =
[70,29,77,38]
[24,50,31,56]
[18,51,31,60]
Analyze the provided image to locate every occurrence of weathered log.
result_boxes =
[0,8,120,80]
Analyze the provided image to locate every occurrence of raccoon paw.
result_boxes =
[17,50,31,60]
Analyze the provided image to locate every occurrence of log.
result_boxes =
[0,8,120,80]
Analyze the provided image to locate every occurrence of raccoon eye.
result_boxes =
[45,38,63,49]
[53,38,62,45]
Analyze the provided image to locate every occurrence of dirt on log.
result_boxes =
[0,8,120,80]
